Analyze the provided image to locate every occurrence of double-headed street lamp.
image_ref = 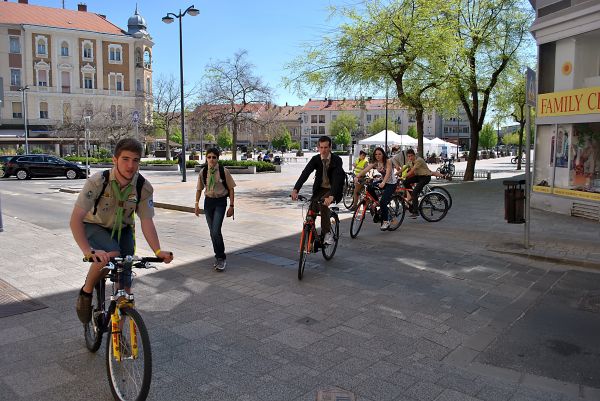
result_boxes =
[162,5,199,183]
[18,86,30,154]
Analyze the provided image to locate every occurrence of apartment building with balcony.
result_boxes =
[0,1,153,154]
[298,98,442,150]
[529,0,600,218]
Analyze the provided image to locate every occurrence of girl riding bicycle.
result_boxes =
[354,147,396,230]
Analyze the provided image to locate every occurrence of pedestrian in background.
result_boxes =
[177,151,185,177]
[194,148,236,271]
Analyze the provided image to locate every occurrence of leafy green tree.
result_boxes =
[217,127,233,149]
[170,128,182,145]
[334,127,352,151]
[368,117,399,135]
[502,132,520,146]
[479,123,497,150]
[329,113,358,139]
[406,126,417,139]
[204,133,215,143]
[447,0,534,179]
[272,129,292,151]
[285,0,456,158]
[290,141,301,150]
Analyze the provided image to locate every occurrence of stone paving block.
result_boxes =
[404,380,445,401]
[169,318,223,340]
[383,370,419,389]
[0,325,36,346]
[435,388,483,401]
[3,363,76,397]
[352,377,405,401]
[231,354,285,377]
[475,383,516,401]
[436,372,486,397]
[268,326,325,349]
[509,386,563,401]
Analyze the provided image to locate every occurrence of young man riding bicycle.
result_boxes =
[291,136,345,245]
[70,138,173,324]
[403,148,445,218]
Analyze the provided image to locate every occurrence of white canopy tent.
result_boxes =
[427,137,458,157]
[358,130,418,147]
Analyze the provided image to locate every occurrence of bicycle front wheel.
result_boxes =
[85,281,105,352]
[387,196,405,231]
[429,186,452,210]
[298,228,311,280]
[350,200,366,238]
[419,192,449,222]
[322,212,339,260]
[106,307,152,401]
[342,177,354,209]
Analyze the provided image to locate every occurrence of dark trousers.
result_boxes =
[403,175,431,213]
[312,187,331,235]
[204,196,227,260]
[367,183,396,222]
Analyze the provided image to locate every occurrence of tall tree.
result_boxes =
[479,123,497,150]
[329,112,358,138]
[201,50,272,160]
[367,117,399,135]
[334,127,352,151]
[448,0,533,180]
[285,0,455,157]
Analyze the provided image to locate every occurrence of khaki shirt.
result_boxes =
[75,169,155,229]
[197,166,236,198]
[412,157,432,176]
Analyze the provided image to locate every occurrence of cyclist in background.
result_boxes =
[354,147,397,230]
[391,146,410,179]
[351,150,369,209]
[70,138,173,324]
[291,136,345,245]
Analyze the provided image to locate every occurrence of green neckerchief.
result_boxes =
[207,167,217,192]
[110,179,133,242]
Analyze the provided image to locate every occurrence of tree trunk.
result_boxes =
[464,120,480,181]
[165,123,171,161]
[415,108,425,158]
[232,119,238,161]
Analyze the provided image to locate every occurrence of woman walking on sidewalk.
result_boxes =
[195,148,236,271]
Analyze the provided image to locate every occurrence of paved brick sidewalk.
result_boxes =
[1,157,599,401]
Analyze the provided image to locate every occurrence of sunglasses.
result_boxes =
[206,155,217,159]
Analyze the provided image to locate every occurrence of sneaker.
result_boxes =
[380,221,390,230]
[324,232,334,245]
[409,213,418,219]
[76,288,93,324]
[214,259,226,272]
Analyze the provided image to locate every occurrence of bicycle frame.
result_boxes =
[300,208,319,254]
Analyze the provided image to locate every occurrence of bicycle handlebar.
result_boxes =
[83,254,170,264]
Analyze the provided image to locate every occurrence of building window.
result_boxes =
[84,75,93,89]
[109,73,124,94]
[143,49,151,68]
[311,126,318,135]
[108,44,123,64]
[318,126,326,135]
[367,114,372,122]
[146,78,151,93]
[12,102,23,119]
[136,79,142,92]
[82,41,93,60]
[61,71,70,93]
[332,115,337,121]
[117,105,123,120]
[10,69,21,86]
[38,70,48,87]
[36,36,47,56]
[135,48,143,67]
[9,36,20,54]
[39,102,49,119]
[61,41,69,57]
[63,103,71,123]
[311,115,317,123]
[318,115,325,124]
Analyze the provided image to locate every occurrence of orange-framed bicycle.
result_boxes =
[294,194,339,280]
[350,180,404,238]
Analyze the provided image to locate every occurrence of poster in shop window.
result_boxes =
[555,127,570,168]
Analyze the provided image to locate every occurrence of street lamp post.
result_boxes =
[456,108,460,160]
[84,116,91,178]
[162,5,199,183]
[18,86,30,153]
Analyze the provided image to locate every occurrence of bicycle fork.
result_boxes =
[111,303,139,361]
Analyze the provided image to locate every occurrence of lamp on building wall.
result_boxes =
[18,86,30,153]
[162,4,199,182]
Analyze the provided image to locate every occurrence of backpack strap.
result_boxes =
[92,170,111,215]
[93,170,146,215]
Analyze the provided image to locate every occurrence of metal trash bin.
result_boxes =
[503,179,525,224]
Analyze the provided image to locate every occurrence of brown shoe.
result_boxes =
[76,289,92,324]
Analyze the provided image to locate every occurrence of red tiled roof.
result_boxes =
[302,98,405,111]
[0,2,125,36]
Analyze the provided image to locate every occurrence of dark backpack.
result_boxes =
[201,164,229,192]
[92,169,146,215]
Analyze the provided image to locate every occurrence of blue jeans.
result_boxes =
[204,196,227,260]
[367,183,396,222]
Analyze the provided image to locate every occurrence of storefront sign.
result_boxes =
[533,186,600,202]
[538,86,600,117]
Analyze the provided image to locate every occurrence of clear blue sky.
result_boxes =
[32,0,352,106]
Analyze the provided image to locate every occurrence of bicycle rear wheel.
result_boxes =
[342,180,354,209]
[429,186,452,210]
[387,196,405,231]
[85,281,105,352]
[419,192,449,222]
[106,307,152,401]
[298,227,311,280]
[322,212,339,260]
[350,200,366,238]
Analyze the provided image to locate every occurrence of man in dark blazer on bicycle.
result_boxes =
[291,136,345,245]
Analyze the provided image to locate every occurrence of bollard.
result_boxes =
[487,171,491,180]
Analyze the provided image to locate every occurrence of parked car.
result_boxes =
[3,154,88,180]
[0,155,13,178]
